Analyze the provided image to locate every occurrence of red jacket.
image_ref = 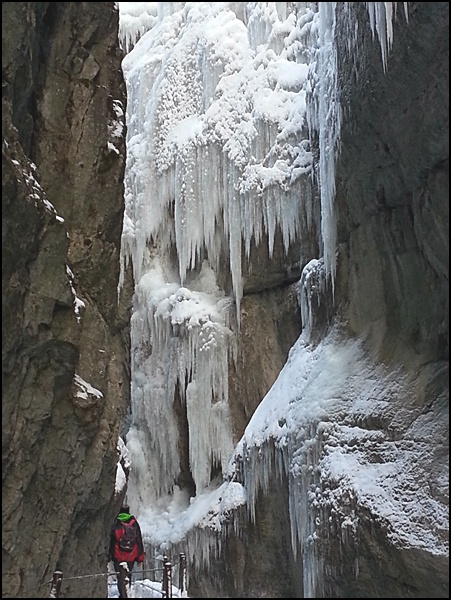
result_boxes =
[109,514,145,564]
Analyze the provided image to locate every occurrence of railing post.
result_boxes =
[162,555,172,598]
[166,556,172,598]
[118,562,130,598]
[162,555,168,598]
[49,571,63,598]
[178,553,187,597]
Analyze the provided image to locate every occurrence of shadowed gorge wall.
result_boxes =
[2,3,130,597]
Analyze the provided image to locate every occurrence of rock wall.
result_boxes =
[2,3,129,597]
[335,2,449,368]
[326,4,449,595]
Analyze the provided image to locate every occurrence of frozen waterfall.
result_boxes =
[116,2,411,596]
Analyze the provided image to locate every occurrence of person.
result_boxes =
[108,504,145,598]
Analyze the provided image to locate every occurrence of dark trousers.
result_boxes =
[112,559,135,598]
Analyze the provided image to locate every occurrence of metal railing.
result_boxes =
[43,552,188,598]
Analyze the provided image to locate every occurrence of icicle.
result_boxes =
[117,2,159,54]
[296,258,327,343]
[306,2,340,294]
[365,2,409,72]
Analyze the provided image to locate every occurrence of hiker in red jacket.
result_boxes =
[108,504,145,597]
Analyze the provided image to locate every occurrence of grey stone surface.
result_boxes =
[2,3,130,597]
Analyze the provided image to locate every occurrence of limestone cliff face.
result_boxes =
[2,3,129,598]
[325,5,449,594]
[335,2,448,369]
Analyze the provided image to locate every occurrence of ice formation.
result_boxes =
[115,3,433,597]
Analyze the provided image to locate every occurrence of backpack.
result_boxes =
[118,520,139,553]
